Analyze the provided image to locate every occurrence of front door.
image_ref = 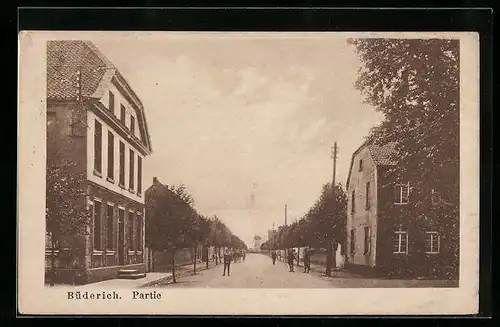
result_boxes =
[118,209,125,265]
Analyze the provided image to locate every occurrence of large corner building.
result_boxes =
[46,41,153,284]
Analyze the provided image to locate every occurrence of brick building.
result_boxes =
[46,41,153,284]
[345,141,458,279]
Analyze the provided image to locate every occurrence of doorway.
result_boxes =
[118,209,125,266]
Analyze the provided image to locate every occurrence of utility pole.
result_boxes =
[326,142,338,277]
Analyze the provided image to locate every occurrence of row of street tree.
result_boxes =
[145,181,247,283]
[260,183,347,276]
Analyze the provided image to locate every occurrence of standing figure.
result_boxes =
[271,250,277,265]
[222,248,232,276]
[303,248,311,273]
[287,249,296,272]
[243,250,246,262]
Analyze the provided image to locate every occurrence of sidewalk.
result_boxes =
[47,260,218,289]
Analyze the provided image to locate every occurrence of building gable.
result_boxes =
[47,40,152,155]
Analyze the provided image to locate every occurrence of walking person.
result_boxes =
[303,248,311,273]
[287,249,296,272]
[271,250,277,265]
[222,248,232,276]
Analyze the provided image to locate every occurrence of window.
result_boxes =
[364,226,370,254]
[94,120,102,175]
[119,141,125,187]
[128,212,134,251]
[365,182,371,209]
[129,149,135,190]
[425,231,441,254]
[109,91,115,113]
[351,190,356,214]
[120,104,126,124]
[359,159,363,171]
[394,182,410,204]
[350,229,355,254]
[93,201,102,250]
[136,214,142,251]
[393,226,408,254]
[107,131,114,181]
[137,156,142,195]
[106,204,114,250]
[130,115,135,135]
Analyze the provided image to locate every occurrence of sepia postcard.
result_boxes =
[17,31,479,315]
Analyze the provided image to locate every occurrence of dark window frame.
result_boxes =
[109,91,115,113]
[364,226,370,254]
[137,156,142,195]
[93,201,102,251]
[107,131,114,181]
[130,115,135,135]
[120,104,126,124]
[106,204,115,251]
[128,211,134,251]
[129,149,135,191]
[119,141,125,187]
[94,119,102,175]
[365,182,371,209]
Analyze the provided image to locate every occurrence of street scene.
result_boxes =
[44,33,460,289]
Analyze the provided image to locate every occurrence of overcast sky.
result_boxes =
[92,33,383,247]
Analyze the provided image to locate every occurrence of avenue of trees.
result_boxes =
[145,181,247,283]
[260,183,347,277]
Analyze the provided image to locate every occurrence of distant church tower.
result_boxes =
[253,235,262,250]
[248,182,257,210]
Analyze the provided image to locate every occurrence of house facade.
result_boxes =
[46,41,153,284]
[346,141,458,279]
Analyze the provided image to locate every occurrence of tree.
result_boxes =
[168,184,195,207]
[46,161,92,285]
[304,183,347,276]
[349,38,460,274]
[145,182,197,283]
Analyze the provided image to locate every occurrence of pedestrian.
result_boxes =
[303,248,311,273]
[243,250,246,262]
[287,249,296,272]
[222,248,232,276]
[271,250,277,265]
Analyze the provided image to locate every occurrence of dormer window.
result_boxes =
[359,159,363,171]
[108,91,115,113]
[130,116,135,135]
[120,104,126,124]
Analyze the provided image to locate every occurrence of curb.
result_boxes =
[139,264,215,288]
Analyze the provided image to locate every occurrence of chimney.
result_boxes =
[153,177,158,184]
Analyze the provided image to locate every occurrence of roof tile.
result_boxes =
[47,41,113,99]
[368,142,398,166]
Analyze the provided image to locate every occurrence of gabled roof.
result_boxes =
[47,40,114,99]
[346,140,398,189]
[368,142,398,166]
[47,40,152,154]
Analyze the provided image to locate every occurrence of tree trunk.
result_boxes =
[215,246,219,265]
[332,240,337,271]
[193,242,197,275]
[205,245,209,269]
[171,248,176,283]
[326,236,332,277]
